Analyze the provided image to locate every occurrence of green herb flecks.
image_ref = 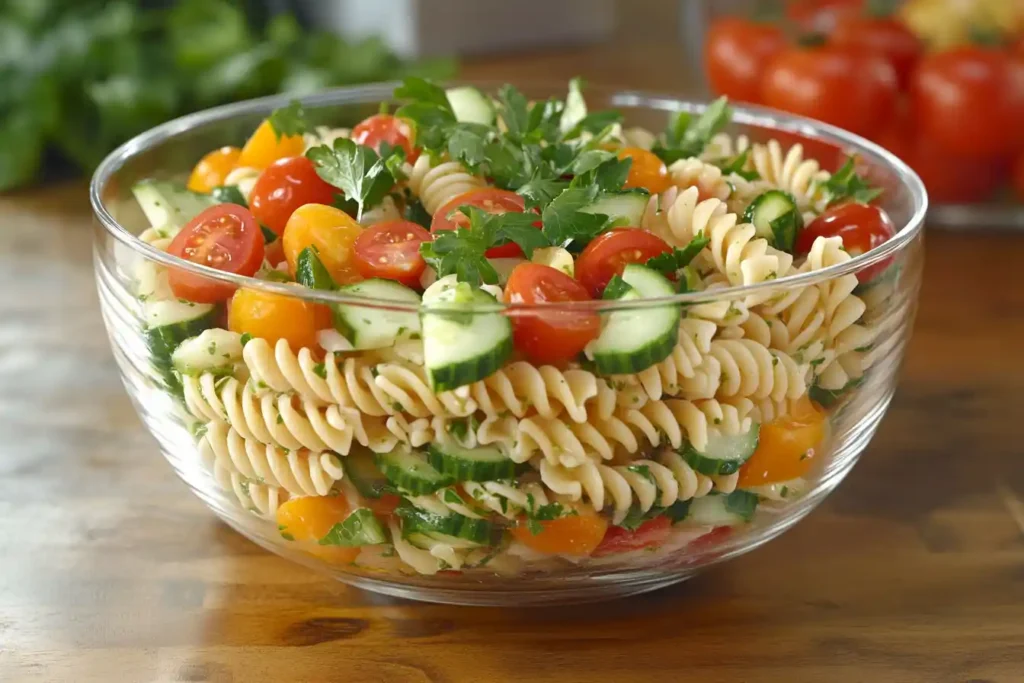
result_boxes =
[823,157,883,207]
[306,138,399,222]
[653,97,732,165]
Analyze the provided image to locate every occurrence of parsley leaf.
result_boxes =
[602,275,634,300]
[306,138,396,222]
[653,97,732,165]
[517,174,570,210]
[541,185,611,250]
[394,77,453,111]
[239,333,253,346]
[563,110,625,140]
[295,247,336,291]
[823,156,883,206]
[627,463,656,485]
[571,154,632,193]
[523,494,571,535]
[496,84,531,138]
[267,100,309,140]
[571,149,616,176]
[447,122,492,170]
[527,97,566,142]
[715,149,760,181]
[319,508,387,547]
[644,237,710,278]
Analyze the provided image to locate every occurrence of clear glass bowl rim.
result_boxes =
[90,80,928,313]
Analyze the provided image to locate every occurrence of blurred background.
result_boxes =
[3,0,1024,223]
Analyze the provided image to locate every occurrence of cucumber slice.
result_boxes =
[681,423,760,476]
[588,264,680,374]
[580,191,649,228]
[144,299,217,395]
[132,180,216,235]
[376,446,453,495]
[427,442,515,482]
[319,508,388,546]
[397,503,496,545]
[334,279,421,349]
[742,190,802,251]
[421,277,512,392]
[446,86,495,125]
[687,491,759,525]
[171,329,243,377]
[344,449,391,499]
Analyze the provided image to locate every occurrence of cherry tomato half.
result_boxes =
[249,156,339,237]
[431,188,539,258]
[276,494,360,564]
[228,287,331,352]
[353,220,432,287]
[911,46,1024,160]
[238,119,306,170]
[762,45,898,138]
[592,516,672,557]
[705,18,787,104]
[187,146,241,194]
[352,113,419,162]
[797,203,895,283]
[504,263,601,365]
[619,147,671,194]
[166,204,264,303]
[737,396,825,487]
[510,510,609,557]
[831,15,922,88]
[575,228,673,298]
[283,204,365,286]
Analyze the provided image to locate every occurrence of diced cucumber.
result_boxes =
[560,76,588,134]
[171,329,243,377]
[421,276,512,392]
[376,446,453,495]
[446,86,495,125]
[427,442,515,482]
[334,279,421,349]
[742,190,802,252]
[687,491,759,525]
[397,503,496,545]
[580,191,649,228]
[681,422,760,476]
[132,180,216,235]
[344,449,392,499]
[144,299,217,395]
[588,264,680,374]
[810,377,863,408]
[319,508,388,546]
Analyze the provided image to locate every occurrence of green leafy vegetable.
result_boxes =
[517,175,570,211]
[524,494,572,535]
[541,186,613,250]
[769,209,803,253]
[295,247,336,291]
[495,84,532,138]
[447,122,493,170]
[617,506,665,532]
[602,275,634,300]
[823,156,884,206]
[267,100,309,139]
[715,149,760,181]
[319,508,388,547]
[306,138,396,222]
[644,237,710,278]
[653,97,733,165]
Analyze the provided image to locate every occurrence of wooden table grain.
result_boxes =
[3,55,1024,683]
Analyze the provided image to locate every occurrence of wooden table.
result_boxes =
[3,54,1024,683]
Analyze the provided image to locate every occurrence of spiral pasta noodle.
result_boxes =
[611,318,718,401]
[468,362,608,424]
[198,431,288,517]
[667,158,732,202]
[747,140,831,218]
[407,155,486,215]
[707,338,808,402]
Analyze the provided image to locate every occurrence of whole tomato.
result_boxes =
[705,18,788,104]
[831,15,922,87]
[786,0,863,34]
[762,44,898,138]
[911,46,1024,160]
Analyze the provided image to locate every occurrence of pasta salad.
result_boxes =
[132,79,897,576]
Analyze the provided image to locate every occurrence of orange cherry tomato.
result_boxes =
[238,119,306,170]
[504,263,600,365]
[187,146,241,193]
[618,147,671,194]
[166,204,264,303]
[762,45,898,138]
[511,510,609,557]
[738,396,826,488]
[228,287,331,351]
[353,220,432,287]
[431,188,539,258]
[592,516,672,557]
[831,15,922,88]
[352,113,419,162]
[282,204,364,286]
[574,228,673,298]
[249,156,338,237]
[705,18,787,104]
[276,494,360,564]
[797,203,895,283]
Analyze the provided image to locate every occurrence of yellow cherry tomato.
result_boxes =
[618,146,671,194]
[738,396,826,487]
[187,146,242,193]
[510,510,609,557]
[276,494,359,564]
[228,288,331,351]
[283,204,364,285]
[238,119,306,170]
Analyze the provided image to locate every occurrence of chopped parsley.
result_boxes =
[268,100,309,140]
[644,237,710,282]
[306,138,400,222]
[312,363,327,380]
[523,493,573,535]
[653,97,732,165]
[823,156,883,207]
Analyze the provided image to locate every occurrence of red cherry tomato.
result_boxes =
[912,46,1024,160]
[352,113,419,163]
[592,517,672,557]
[431,188,539,258]
[797,203,895,283]
[574,229,673,298]
[704,18,787,104]
[249,156,338,237]
[167,204,265,303]
[786,0,862,34]
[762,45,898,138]
[905,133,1005,205]
[504,263,601,365]
[353,220,432,287]
[831,15,922,88]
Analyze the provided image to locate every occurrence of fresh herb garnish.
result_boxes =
[626,463,657,486]
[295,247,336,290]
[715,149,760,181]
[653,97,732,165]
[306,138,398,222]
[602,275,634,300]
[769,208,803,253]
[319,508,387,547]
[644,237,710,279]
[239,333,253,347]
[267,100,309,139]
[540,185,614,250]
[618,506,665,532]
[523,494,572,535]
[823,156,883,206]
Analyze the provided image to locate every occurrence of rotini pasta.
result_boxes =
[199,431,288,518]
[468,361,608,424]
[667,158,732,202]
[223,166,261,200]
[406,155,486,215]
[707,338,808,402]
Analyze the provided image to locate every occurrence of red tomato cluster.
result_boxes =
[706,2,1024,204]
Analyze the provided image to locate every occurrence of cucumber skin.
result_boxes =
[376,451,453,496]
[591,322,679,375]
[680,428,760,476]
[397,503,496,545]
[427,444,515,482]
[427,332,513,393]
[146,309,217,399]
[724,490,759,522]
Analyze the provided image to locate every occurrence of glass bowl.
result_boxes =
[91,82,926,606]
